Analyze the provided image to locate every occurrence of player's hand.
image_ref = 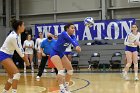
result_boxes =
[134,41,139,46]
[42,52,46,57]
[25,60,30,66]
[22,56,30,66]
[76,46,81,52]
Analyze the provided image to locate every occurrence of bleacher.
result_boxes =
[77,39,126,68]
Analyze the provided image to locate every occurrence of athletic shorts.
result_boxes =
[64,52,72,55]
[125,46,137,52]
[0,51,12,62]
[50,49,64,59]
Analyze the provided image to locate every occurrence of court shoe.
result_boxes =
[24,69,26,73]
[59,88,69,93]
[36,76,40,79]
[134,76,139,81]
[43,69,47,72]
[122,71,129,80]
[64,84,71,93]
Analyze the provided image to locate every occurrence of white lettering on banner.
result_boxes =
[83,26,92,40]
[74,24,79,40]
[106,22,119,39]
[53,25,59,36]
[37,26,51,37]
[37,26,42,32]
[120,20,133,38]
[60,25,65,35]
[35,18,135,40]
[42,26,51,37]
[94,23,105,40]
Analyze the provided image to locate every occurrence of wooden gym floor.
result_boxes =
[0,69,140,93]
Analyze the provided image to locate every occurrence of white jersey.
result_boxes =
[124,32,140,47]
[23,40,34,54]
[0,31,24,57]
[65,44,72,52]
[35,38,45,52]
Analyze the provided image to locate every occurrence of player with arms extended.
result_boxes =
[50,23,81,93]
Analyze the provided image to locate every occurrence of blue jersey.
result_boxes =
[41,39,56,55]
[53,31,79,53]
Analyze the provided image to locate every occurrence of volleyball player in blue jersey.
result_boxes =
[50,23,81,93]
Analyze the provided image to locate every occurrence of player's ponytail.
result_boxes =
[10,19,23,32]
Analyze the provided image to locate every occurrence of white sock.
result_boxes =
[135,72,138,77]
[65,82,69,86]
[59,84,65,89]
[12,89,17,93]
[31,62,34,70]
[24,63,26,70]
[2,89,8,93]
[123,70,127,75]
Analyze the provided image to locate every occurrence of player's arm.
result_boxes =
[63,32,79,47]
[124,35,135,46]
[23,40,29,48]
[64,32,81,52]
[30,40,34,48]
[35,39,38,50]
[40,41,46,56]
[11,36,30,66]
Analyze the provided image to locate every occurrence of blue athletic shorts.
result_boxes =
[50,49,64,59]
[64,52,72,55]
[125,46,137,52]
[0,51,13,62]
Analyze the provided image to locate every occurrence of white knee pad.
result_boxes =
[58,70,65,76]
[67,70,73,75]
[134,62,138,68]
[13,73,21,80]
[7,78,13,84]
[126,63,132,68]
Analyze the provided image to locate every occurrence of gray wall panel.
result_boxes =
[113,0,140,7]
[20,0,54,15]
[114,8,140,19]
[57,0,100,12]
[0,18,2,26]
[57,11,100,22]
[0,27,7,47]
[21,15,54,25]
[0,0,2,15]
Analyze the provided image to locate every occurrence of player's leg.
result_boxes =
[61,55,73,93]
[132,51,139,80]
[67,55,72,62]
[29,54,34,72]
[1,58,20,93]
[24,54,28,72]
[123,51,133,80]
[36,56,48,79]
[1,73,13,93]
[51,55,67,93]
[37,52,42,68]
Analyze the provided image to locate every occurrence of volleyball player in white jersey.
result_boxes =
[23,34,34,72]
[35,32,45,68]
[0,19,30,93]
[123,24,140,81]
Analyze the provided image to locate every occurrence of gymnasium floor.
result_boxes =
[0,69,140,93]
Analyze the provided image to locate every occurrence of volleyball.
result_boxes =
[84,17,94,27]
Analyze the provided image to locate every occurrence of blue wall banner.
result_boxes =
[35,18,135,40]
